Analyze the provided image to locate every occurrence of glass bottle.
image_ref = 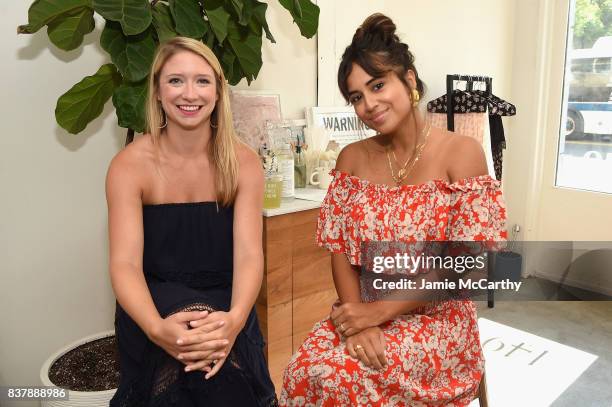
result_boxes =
[276,143,295,201]
[294,144,307,188]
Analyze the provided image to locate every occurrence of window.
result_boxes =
[556,0,612,194]
[593,57,611,73]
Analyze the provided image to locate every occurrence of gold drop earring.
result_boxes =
[412,89,420,107]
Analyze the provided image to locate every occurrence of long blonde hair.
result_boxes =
[145,37,239,206]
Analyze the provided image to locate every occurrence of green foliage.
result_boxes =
[100,22,156,82]
[151,3,177,43]
[203,0,231,43]
[93,0,152,35]
[47,8,95,50]
[227,19,262,83]
[18,0,320,135]
[112,79,148,133]
[18,0,92,34]
[55,64,122,134]
[170,0,208,38]
[278,0,319,38]
[573,0,612,48]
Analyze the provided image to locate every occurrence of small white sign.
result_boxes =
[306,106,376,150]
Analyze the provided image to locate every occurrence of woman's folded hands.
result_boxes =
[177,310,243,379]
[147,310,239,379]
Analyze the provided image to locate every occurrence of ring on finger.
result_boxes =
[339,322,345,332]
[355,344,364,351]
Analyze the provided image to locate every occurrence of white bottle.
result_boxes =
[277,143,295,201]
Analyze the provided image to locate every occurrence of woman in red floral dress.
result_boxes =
[280,13,507,407]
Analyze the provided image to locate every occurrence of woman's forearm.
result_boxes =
[229,252,263,327]
[374,300,429,324]
[110,262,162,337]
[332,253,362,303]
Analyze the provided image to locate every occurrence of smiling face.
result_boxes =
[346,63,416,135]
[157,50,218,131]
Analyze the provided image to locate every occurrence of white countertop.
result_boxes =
[262,187,327,217]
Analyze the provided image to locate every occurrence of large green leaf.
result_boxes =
[152,2,178,43]
[100,21,156,82]
[203,29,216,49]
[203,0,230,43]
[277,0,319,38]
[220,50,236,84]
[227,20,262,83]
[230,0,251,26]
[112,79,148,132]
[55,64,121,134]
[47,8,95,51]
[18,0,91,34]
[292,0,302,18]
[230,0,243,18]
[93,0,151,35]
[230,56,244,86]
[252,1,275,43]
[169,0,206,39]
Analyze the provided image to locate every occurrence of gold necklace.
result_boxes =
[386,122,431,185]
[392,147,416,176]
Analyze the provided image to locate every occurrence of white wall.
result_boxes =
[1,5,121,404]
[233,2,317,117]
[0,2,315,405]
[317,0,516,109]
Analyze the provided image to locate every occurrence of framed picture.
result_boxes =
[229,89,282,151]
[265,119,307,150]
[305,106,376,150]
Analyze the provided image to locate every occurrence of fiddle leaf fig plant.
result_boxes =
[18,0,320,136]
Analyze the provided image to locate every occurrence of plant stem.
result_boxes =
[125,128,134,146]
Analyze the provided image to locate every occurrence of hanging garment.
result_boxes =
[427,89,516,180]
[427,90,516,116]
[429,112,485,145]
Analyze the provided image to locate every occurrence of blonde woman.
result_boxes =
[107,37,276,406]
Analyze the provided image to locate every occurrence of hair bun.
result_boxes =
[354,13,398,45]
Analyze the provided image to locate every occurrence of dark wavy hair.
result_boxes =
[338,13,426,104]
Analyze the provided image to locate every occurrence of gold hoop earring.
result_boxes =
[159,111,167,128]
[412,89,420,107]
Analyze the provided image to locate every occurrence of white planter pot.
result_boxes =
[40,330,118,407]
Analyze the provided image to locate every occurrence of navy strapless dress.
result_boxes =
[110,202,277,406]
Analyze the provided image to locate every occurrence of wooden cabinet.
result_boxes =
[256,208,337,392]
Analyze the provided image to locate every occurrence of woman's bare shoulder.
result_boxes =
[435,129,487,182]
[235,141,261,169]
[109,134,155,169]
[106,134,156,191]
[235,141,263,181]
[335,138,375,174]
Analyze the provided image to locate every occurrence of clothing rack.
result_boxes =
[445,74,492,131]
[445,74,496,308]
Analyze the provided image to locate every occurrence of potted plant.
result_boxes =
[18,0,320,399]
[40,330,117,407]
[18,0,319,143]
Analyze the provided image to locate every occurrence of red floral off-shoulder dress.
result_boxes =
[280,169,507,407]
